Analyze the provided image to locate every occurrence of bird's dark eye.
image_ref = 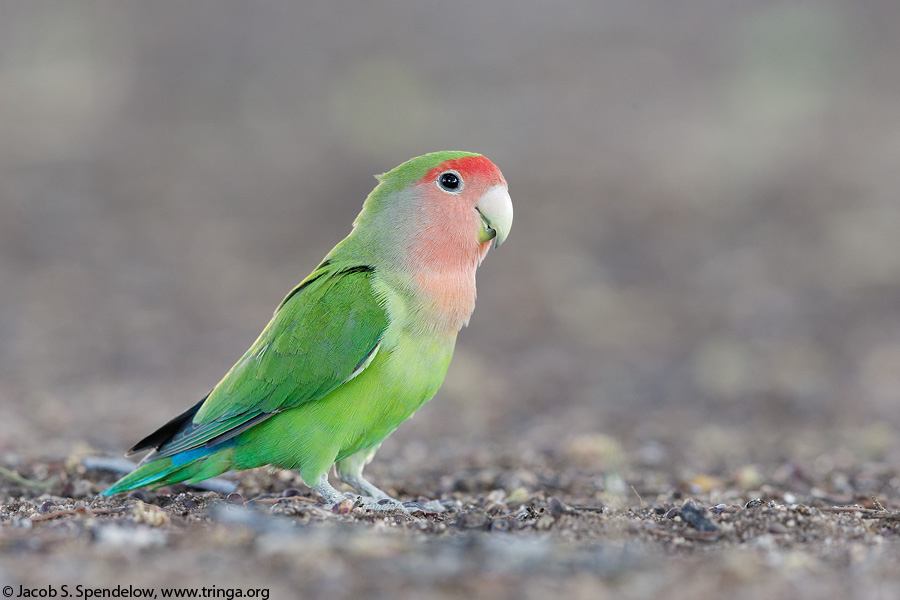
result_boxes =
[438,172,460,191]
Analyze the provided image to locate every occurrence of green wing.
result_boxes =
[145,263,389,460]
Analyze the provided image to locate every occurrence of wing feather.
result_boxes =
[145,263,388,460]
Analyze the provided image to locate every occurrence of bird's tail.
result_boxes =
[102,446,234,496]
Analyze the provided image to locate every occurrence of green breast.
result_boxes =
[234,328,457,483]
[334,329,457,457]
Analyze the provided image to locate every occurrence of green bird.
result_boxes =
[103,151,513,509]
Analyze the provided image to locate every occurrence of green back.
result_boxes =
[150,262,388,459]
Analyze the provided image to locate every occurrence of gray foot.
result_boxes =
[349,496,410,513]
[313,474,408,513]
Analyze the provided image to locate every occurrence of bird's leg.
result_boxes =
[311,474,348,506]
[306,451,405,512]
[328,451,447,515]
[340,474,393,502]
[335,446,408,511]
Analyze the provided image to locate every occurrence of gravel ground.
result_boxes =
[3,433,900,600]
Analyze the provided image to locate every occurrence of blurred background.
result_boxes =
[3,0,900,475]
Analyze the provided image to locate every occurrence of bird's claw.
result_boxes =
[360,497,409,514]
[335,498,448,515]
[339,495,410,514]
[401,500,447,515]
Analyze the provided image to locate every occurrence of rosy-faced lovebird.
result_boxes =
[102,151,513,509]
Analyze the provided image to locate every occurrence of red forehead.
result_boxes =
[420,155,505,187]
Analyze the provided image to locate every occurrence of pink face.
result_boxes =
[405,155,511,331]
[412,156,508,264]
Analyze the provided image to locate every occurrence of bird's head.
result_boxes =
[358,152,512,265]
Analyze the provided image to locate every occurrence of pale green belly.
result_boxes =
[231,331,456,484]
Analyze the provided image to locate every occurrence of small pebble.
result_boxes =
[664,507,681,519]
[680,502,718,532]
[333,498,355,514]
[226,493,244,505]
[39,501,55,513]
[548,497,569,518]
[282,488,303,497]
[490,518,512,532]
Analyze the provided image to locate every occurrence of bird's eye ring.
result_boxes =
[437,171,462,192]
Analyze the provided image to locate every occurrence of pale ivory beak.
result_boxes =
[475,185,513,248]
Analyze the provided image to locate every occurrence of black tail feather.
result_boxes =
[126,393,210,456]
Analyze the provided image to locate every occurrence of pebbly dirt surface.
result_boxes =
[3,432,900,600]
